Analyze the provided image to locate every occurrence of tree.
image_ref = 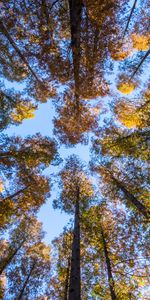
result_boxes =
[3,218,51,299]
[93,123,150,160]
[0,87,37,130]
[0,133,57,169]
[114,96,150,129]
[0,215,44,275]
[48,229,72,300]
[91,162,149,219]
[54,87,98,145]
[82,204,149,299]
[53,155,94,300]
[122,0,138,39]
[0,133,57,228]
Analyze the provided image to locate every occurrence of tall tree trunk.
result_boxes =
[107,169,149,219]
[1,186,28,202]
[68,187,81,300]
[130,48,150,80]
[123,0,138,38]
[0,239,26,275]
[116,180,149,219]
[100,226,117,300]
[64,256,71,300]
[17,261,36,300]
[68,0,82,104]
[0,20,40,82]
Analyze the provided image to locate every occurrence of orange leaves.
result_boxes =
[115,101,141,129]
[0,179,4,192]
[110,40,132,61]
[117,81,136,94]
[131,34,150,51]
[54,91,98,144]
[80,78,109,99]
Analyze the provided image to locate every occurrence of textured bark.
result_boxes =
[0,239,26,275]
[68,187,81,300]
[17,261,36,300]
[64,256,71,300]
[0,20,40,82]
[100,226,117,300]
[68,0,82,104]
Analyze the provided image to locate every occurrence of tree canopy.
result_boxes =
[0,0,149,299]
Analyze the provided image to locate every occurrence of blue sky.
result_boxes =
[6,98,91,243]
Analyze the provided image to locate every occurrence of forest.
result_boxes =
[0,0,150,299]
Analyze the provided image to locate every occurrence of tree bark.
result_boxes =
[0,20,40,82]
[123,0,138,38]
[68,187,81,300]
[17,261,36,300]
[0,239,26,275]
[130,48,150,80]
[116,180,149,219]
[68,0,82,104]
[100,226,117,300]
[64,256,71,300]
[107,169,149,219]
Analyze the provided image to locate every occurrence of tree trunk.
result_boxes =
[17,261,36,300]
[130,48,150,80]
[0,20,40,82]
[106,168,149,219]
[100,226,117,300]
[116,180,149,219]
[64,256,71,300]
[68,0,82,103]
[123,0,138,38]
[68,187,81,300]
[1,186,28,202]
[0,239,26,275]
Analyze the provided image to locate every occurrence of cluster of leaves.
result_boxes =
[0,0,149,299]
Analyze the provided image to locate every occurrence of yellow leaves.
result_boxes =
[117,82,136,94]
[115,101,141,129]
[92,107,101,116]
[27,242,50,261]
[109,39,133,61]
[0,179,4,192]
[111,51,130,61]
[29,35,40,44]
[11,102,36,123]
[131,34,150,51]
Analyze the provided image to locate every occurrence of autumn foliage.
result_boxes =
[0,0,149,299]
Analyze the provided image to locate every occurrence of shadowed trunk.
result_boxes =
[108,170,149,219]
[0,20,40,82]
[68,0,83,106]
[64,255,71,300]
[130,48,150,80]
[1,186,28,202]
[100,226,117,300]
[17,261,36,300]
[116,180,149,219]
[123,0,138,38]
[68,187,81,300]
[0,239,26,275]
